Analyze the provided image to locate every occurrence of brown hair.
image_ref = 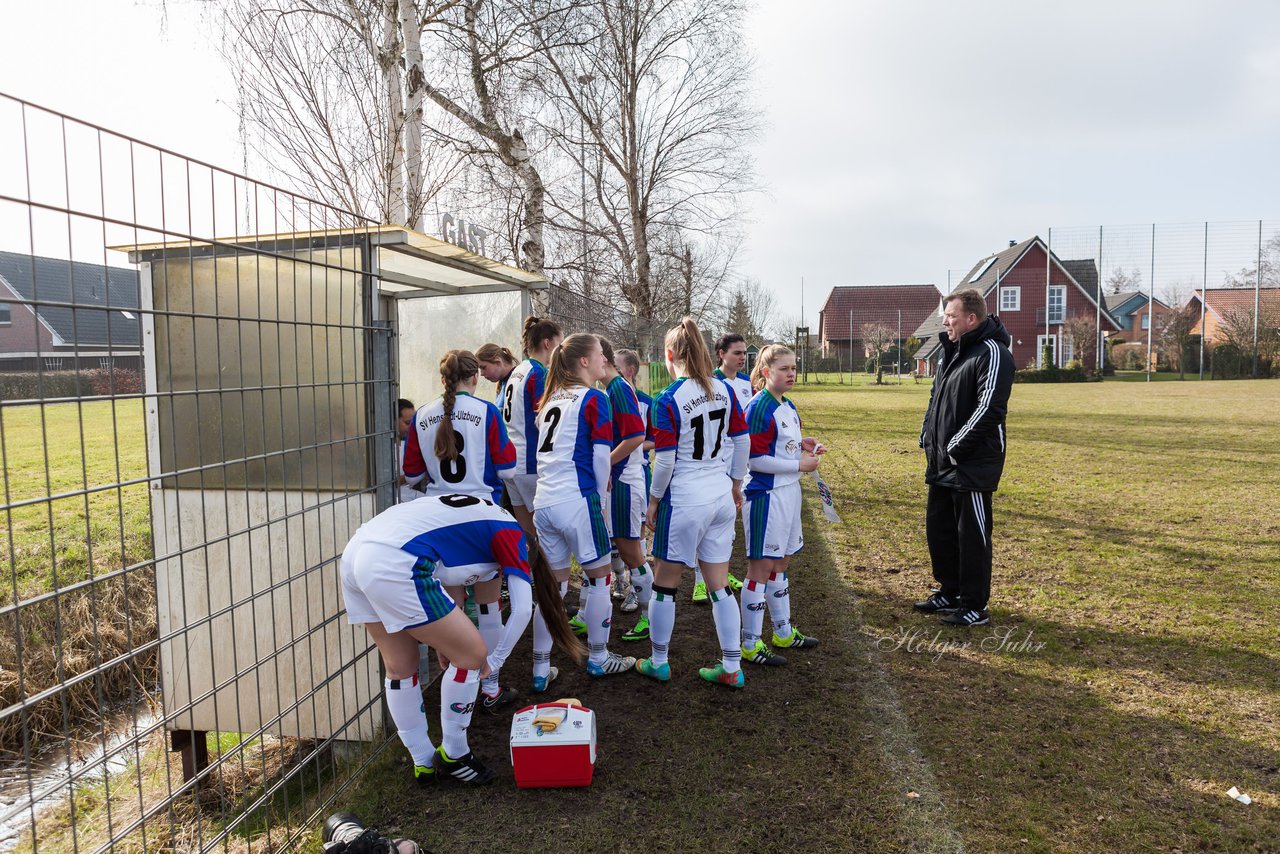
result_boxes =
[528,541,585,662]
[598,336,616,366]
[715,333,746,358]
[615,348,641,377]
[948,288,988,322]
[522,315,563,356]
[664,317,715,398]
[541,333,600,406]
[434,349,480,461]
[751,343,794,391]
[475,342,516,367]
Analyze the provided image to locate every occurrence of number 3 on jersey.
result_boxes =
[539,406,564,452]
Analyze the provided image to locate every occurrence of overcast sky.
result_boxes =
[3,1,1280,327]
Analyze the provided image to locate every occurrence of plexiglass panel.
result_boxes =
[396,289,524,404]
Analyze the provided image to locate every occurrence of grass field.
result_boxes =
[325,378,1279,853]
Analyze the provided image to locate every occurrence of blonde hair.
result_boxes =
[664,317,715,398]
[435,349,479,460]
[475,342,516,367]
[751,344,794,391]
[542,333,600,406]
[615,348,641,377]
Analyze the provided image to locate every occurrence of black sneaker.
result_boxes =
[941,607,989,627]
[434,746,496,785]
[913,592,960,614]
[481,685,518,713]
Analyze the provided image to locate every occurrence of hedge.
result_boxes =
[1014,365,1089,383]
[0,369,143,401]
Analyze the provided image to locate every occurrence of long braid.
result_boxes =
[434,350,479,460]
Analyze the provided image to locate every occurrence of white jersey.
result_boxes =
[649,376,748,504]
[533,384,613,509]
[403,393,516,504]
[349,493,531,588]
[605,375,647,488]
[714,369,754,472]
[502,358,547,475]
[742,390,804,498]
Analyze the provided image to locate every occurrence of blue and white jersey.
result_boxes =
[743,390,804,498]
[404,393,516,504]
[714,368,755,412]
[349,493,531,588]
[650,377,748,504]
[605,376,647,488]
[635,386,654,493]
[502,358,546,475]
[533,384,613,509]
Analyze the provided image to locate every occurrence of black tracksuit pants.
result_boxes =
[926,483,993,611]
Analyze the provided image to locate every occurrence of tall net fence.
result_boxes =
[1044,222,1280,379]
[0,92,399,852]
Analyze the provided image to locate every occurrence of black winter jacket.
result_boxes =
[919,315,1015,492]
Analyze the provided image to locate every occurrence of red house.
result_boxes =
[912,237,1120,376]
[817,284,942,364]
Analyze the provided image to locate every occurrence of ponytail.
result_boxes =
[751,343,794,392]
[598,336,616,366]
[522,315,563,357]
[434,349,480,460]
[542,333,600,407]
[476,342,516,368]
[664,317,715,398]
[528,541,586,663]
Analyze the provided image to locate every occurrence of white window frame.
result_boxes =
[999,286,1021,312]
[44,356,64,371]
[969,256,998,283]
[1047,286,1066,325]
[99,357,114,370]
[0,302,10,325]
[1140,314,1150,330]
[1062,337,1074,364]
[1036,334,1058,368]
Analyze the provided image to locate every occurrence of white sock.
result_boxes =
[630,563,654,615]
[532,580,567,680]
[693,568,705,587]
[384,675,434,767]
[740,578,767,648]
[585,574,613,665]
[709,586,742,673]
[766,571,792,639]
[440,665,480,759]
[649,585,677,665]
[477,603,503,696]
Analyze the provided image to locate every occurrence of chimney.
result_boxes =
[1008,239,1016,247]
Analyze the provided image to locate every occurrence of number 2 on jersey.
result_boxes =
[690,408,726,460]
[538,406,563,453]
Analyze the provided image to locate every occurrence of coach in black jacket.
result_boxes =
[915,289,1014,627]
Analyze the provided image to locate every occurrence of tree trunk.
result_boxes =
[399,0,425,231]
[380,1,406,225]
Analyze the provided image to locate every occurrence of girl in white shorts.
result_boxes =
[739,344,826,665]
[638,318,751,688]
[340,493,581,785]
[501,316,563,534]
[531,333,637,688]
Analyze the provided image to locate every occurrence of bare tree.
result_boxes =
[861,322,895,384]
[1061,315,1096,371]
[1107,266,1143,294]
[220,0,462,227]
[531,0,756,320]
[1157,303,1199,379]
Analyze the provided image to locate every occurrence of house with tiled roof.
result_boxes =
[0,251,142,372]
[1103,290,1171,344]
[911,236,1121,376]
[1185,286,1280,344]
[817,284,942,364]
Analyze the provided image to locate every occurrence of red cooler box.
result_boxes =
[509,702,596,788]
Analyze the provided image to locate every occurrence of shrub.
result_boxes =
[1014,364,1089,383]
[86,368,143,396]
[0,371,94,402]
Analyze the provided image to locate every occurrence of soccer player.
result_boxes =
[396,398,421,503]
[594,339,655,643]
[614,348,654,620]
[739,344,825,666]
[637,318,750,688]
[476,342,518,404]
[339,492,582,785]
[703,333,755,600]
[532,333,637,687]
[403,350,520,708]
[502,317,563,534]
